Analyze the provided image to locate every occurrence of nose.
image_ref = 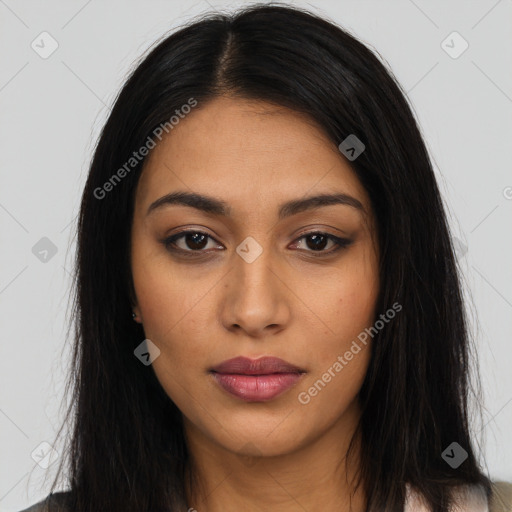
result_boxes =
[220,243,291,338]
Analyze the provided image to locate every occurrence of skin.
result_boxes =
[130,96,380,512]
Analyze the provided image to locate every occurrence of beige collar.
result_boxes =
[404,483,489,511]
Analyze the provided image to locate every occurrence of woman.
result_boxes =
[19,3,512,511]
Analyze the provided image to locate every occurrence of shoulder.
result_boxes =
[18,483,512,511]
[406,481,512,512]
[17,491,71,512]
[490,481,512,512]
[446,481,512,512]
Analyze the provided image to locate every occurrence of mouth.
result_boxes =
[210,355,305,375]
[209,356,306,402]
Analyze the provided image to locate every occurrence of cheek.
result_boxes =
[296,253,378,342]
[292,246,378,395]
[299,279,375,386]
[133,275,205,358]
[131,238,197,332]
[293,277,376,423]
[335,283,378,338]
[337,243,379,328]
[131,246,219,373]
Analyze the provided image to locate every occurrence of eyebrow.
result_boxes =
[146,190,364,220]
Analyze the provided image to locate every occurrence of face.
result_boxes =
[130,96,379,459]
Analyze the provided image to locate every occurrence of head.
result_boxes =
[48,4,491,511]
[130,93,380,459]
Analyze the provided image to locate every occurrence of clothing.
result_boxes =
[17,481,512,512]
[490,483,512,512]
[405,481,512,511]
[17,491,68,512]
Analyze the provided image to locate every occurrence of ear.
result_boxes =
[128,281,142,323]
[132,306,142,323]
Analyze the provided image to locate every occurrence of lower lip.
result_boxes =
[211,372,304,402]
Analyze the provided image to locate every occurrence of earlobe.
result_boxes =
[129,281,142,322]
[131,307,142,323]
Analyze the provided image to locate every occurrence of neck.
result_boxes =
[183,400,366,512]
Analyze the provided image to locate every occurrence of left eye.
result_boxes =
[291,232,351,254]
[162,230,351,256]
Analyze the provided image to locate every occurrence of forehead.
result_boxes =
[134,96,371,217]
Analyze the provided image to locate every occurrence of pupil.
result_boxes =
[187,233,207,250]
[183,233,328,251]
[307,234,327,251]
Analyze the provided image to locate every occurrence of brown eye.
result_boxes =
[291,232,352,255]
[180,232,208,250]
[162,230,351,258]
[163,231,222,254]
[304,233,329,251]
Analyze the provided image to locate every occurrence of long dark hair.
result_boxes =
[42,3,492,511]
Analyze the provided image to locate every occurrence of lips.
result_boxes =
[210,356,305,375]
[210,356,306,402]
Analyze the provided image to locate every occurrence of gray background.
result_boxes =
[1,0,511,510]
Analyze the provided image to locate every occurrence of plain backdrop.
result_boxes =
[1,0,511,510]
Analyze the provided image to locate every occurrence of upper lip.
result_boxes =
[210,356,305,375]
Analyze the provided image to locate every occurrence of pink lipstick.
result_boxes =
[210,356,306,402]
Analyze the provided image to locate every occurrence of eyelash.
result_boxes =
[162,230,352,258]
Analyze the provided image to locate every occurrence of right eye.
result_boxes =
[162,230,224,256]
